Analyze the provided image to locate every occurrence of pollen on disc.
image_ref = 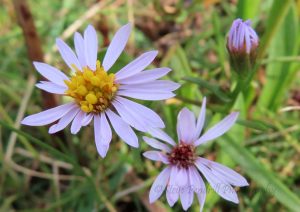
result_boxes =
[64,60,119,113]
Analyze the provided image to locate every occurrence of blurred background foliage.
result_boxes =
[1,0,300,211]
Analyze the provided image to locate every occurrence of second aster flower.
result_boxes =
[21,23,180,158]
[143,97,248,211]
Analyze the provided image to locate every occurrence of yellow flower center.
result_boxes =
[64,60,118,113]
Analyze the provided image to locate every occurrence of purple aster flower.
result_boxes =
[227,19,259,76]
[143,97,248,211]
[21,23,180,158]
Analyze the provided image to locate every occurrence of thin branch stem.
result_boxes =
[5,74,35,161]
[12,0,58,109]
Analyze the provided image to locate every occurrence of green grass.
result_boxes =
[1,0,300,211]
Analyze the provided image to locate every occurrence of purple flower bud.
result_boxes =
[227,19,259,55]
[227,19,259,77]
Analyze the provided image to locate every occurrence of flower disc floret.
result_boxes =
[64,60,118,113]
[168,142,196,169]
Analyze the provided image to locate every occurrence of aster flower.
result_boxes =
[227,19,259,77]
[21,23,180,157]
[143,97,248,211]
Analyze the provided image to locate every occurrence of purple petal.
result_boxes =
[36,81,66,94]
[177,108,196,144]
[115,96,165,128]
[176,168,188,187]
[119,80,180,92]
[233,21,242,49]
[229,21,236,47]
[188,167,206,212]
[245,19,252,25]
[228,20,240,46]
[143,151,169,164]
[33,62,69,86]
[116,67,171,84]
[180,192,194,211]
[199,157,248,187]
[166,166,180,206]
[195,159,239,203]
[195,112,239,146]
[238,24,245,51]
[106,109,138,147]
[180,175,194,211]
[148,128,176,146]
[193,97,206,140]
[74,32,87,69]
[94,113,112,158]
[81,113,93,126]
[84,25,98,71]
[56,38,81,72]
[102,23,131,71]
[49,107,80,134]
[117,90,175,101]
[249,27,259,42]
[99,113,112,147]
[143,136,171,152]
[71,110,85,134]
[115,51,158,80]
[21,103,76,126]
[244,28,251,53]
[149,167,171,203]
[112,100,147,132]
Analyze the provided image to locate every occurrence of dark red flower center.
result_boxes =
[168,142,196,169]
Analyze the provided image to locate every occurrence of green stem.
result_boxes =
[230,78,245,102]
[226,64,257,110]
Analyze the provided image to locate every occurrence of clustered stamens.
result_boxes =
[168,142,196,169]
[64,60,118,113]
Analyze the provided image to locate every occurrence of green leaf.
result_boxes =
[236,119,273,131]
[237,0,261,20]
[257,4,298,111]
[257,0,293,59]
[212,11,226,71]
[183,76,231,102]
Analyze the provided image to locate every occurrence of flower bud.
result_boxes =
[227,19,259,78]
